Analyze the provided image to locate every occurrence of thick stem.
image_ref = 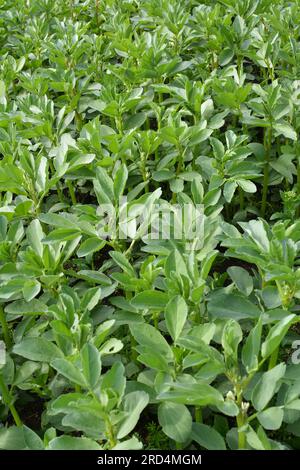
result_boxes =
[235,385,247,450]
[239,187,244,211]
[236,411,246,450]
[141,153,149,193]
[75,111,83,131]
[195,406,202,423]
[296,145,300,217]
[0,374,22,427]
[56,182,65,203]
[0,305,11,349]
[67,180,77,205]
[95,0,99,26]
[115,115,123,135]
[105,417,117,448]
[225,203,230,221]
[176,144,184,176]
[268,346,279,370]
[261,126,272,218]
[237,55,243,77]
[125,239,136,257]
[153,311,159,329]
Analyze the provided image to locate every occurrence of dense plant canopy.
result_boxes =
[1,0,300,451]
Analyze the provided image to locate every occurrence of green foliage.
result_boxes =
[0,0,300,452]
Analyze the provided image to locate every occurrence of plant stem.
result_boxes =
[176,144,184,176]
[261,126,272,218]
[75,111,83,131]
[239,187,244,211]
[67,180,77,204]
[56,182,64,203]
[125,239,136,257]
[95,0,99,26]
[195,406,202,423]
[296,145,300,217]
[153,312,159,329]
[105,417,116,448]
[0,305,11,349]
[140,152,149,193]
[235,385,247,450]
[268,346,279,370]
[236,411,246,450]
[0,374,22,427]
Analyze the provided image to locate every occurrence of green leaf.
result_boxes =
[273,123,297,141]
[242,316,262,372]
[48,436,102,450]
[124,112,147,130]
[22,280,41,302]
[43,228,80,242]
[239,219,270,252]
[131,290,169,310]
[152,170,175,182]
[77,237,105,257]
[62,411,104,438]
[158,402,192,443]
[99,338,123,355]
[257,407,284,430]
[81,343,101,390]
[187,128,213,147]
[39,213,78,230]
[0,426,26,450]
[246,426,271,450]
[223,180,237,203]
[201,250,218,280]
[101,361,126,399]
[158,382,224,406]
[51,358,86,387]
[113,164,128,200]
[261,286,282,309]
[219,48,234,66]
[13,337,63,362]
[169,177,184,193]
[77,270,112,285]
[227,266,253,296]
[137,351,170,372]
[252,363,286,411]
[237,179,257,193]
[191,423,226,450]
[222,319,243,362]
[95,167,114,202]
[110,251,135,276]
[285,399,300,411]
[80,287,101,311]
[27,219,44,258]
[112,436,142,450]
[130,323,173,360]
[22,426,44,450]
[117,391,149,439]
[261,314,295,359]
[165,295,188,342]
[165,249,188,279]
[191,176,203,204]
[207,291,261,320]
[5,299,47,315]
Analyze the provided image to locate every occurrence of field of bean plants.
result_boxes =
[1,0,300,452]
